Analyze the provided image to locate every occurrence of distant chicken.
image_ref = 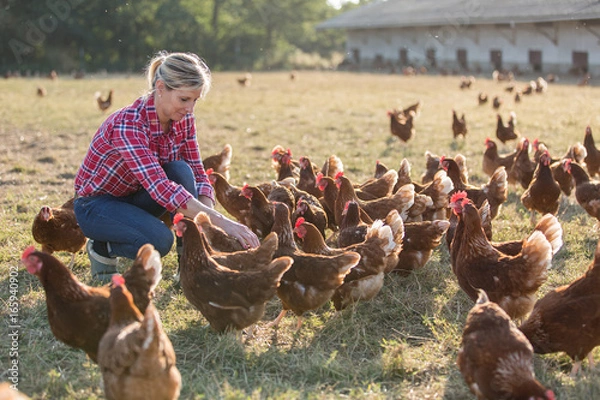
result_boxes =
[563,159,600,224]
[508,137,536,189]
[492,96,503,109]
[388,109,416,142]
[31,197,86,267]
[269,202,360,329]
[519,240,600,377]
[477,92,488,105]
[452,109,467,139]
[458,289,555,400]
[95,89,113,112]
[459,75,475,89]
[396,100,422,117]
[449,192,562,320]
[37,86,47,97]
[496,112,519,144]
[583,125,600,178]
[534,141,587,197]
[203,144,232,182]
[521,150,562,222]
[482,137,517,177]
[237,73,252,87]
[174,214,293,333]
[22,244,162,363]
[98,275,181,400]
[421,151,442,184]
[441,156,508,219]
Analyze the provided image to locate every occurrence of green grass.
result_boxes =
[1,71,600,399]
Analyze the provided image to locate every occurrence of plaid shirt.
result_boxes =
[74,94,214,212]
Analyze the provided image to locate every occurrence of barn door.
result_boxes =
[490,50,502,70]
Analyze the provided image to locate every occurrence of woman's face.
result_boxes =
[156,80,202,123]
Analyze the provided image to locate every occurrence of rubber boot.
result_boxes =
[86,240,118,283]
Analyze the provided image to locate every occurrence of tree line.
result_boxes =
[1,0,369,75]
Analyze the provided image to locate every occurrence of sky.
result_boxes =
[327,0,359,9]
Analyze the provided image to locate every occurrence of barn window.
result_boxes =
[426,48,437,68]
[399,48,408,66]
[490,50,503,70]
[572,51,588,74]
[529,50,542,72]
[457,49,468,70]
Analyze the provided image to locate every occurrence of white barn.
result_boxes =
[318,0,600,76]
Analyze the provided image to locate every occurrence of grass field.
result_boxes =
[1,70,600,399]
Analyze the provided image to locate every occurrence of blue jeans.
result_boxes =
[73,161,197,259]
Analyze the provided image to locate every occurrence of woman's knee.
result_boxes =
[163,161,196,194]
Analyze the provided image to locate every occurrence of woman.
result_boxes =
[74,51,259,282]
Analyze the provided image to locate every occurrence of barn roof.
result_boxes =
[317,0,600,30]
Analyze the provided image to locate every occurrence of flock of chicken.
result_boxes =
[25,81,600,399]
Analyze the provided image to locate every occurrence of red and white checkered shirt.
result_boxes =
[74,94,214,212]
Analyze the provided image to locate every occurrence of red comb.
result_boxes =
[286,148,292,156]
[334,171,344,180]
[22,245,36,260]
[112,274,125,287]
[316,172,323,183]
[173,213,184,224]
[484,137,490,144]
[294,217,305,228]
[450,191,468,204]
[206,168,214,175]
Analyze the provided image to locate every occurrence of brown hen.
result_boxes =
[449,193,562,320]
[458,289,555,400]
[98,275,181,400]
[519,240,600,377]
[269,202,360,329]
[174,214,293,333]
[31,197,86,267]
[21,244,162,363]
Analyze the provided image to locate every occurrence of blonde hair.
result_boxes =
[146,51,211,98]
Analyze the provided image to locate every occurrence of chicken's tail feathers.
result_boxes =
[475,288,489,304]
[268,256,294,282]
[431,169,454,207]
[534,214,563,256]
[522,231,553,286]
[366,218,398,256]
[393,183,416,215]
[141,304,162,351]
[483,166,508,206]
[127,243,163,294]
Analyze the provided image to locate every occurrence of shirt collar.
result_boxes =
[145,94,165,137]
